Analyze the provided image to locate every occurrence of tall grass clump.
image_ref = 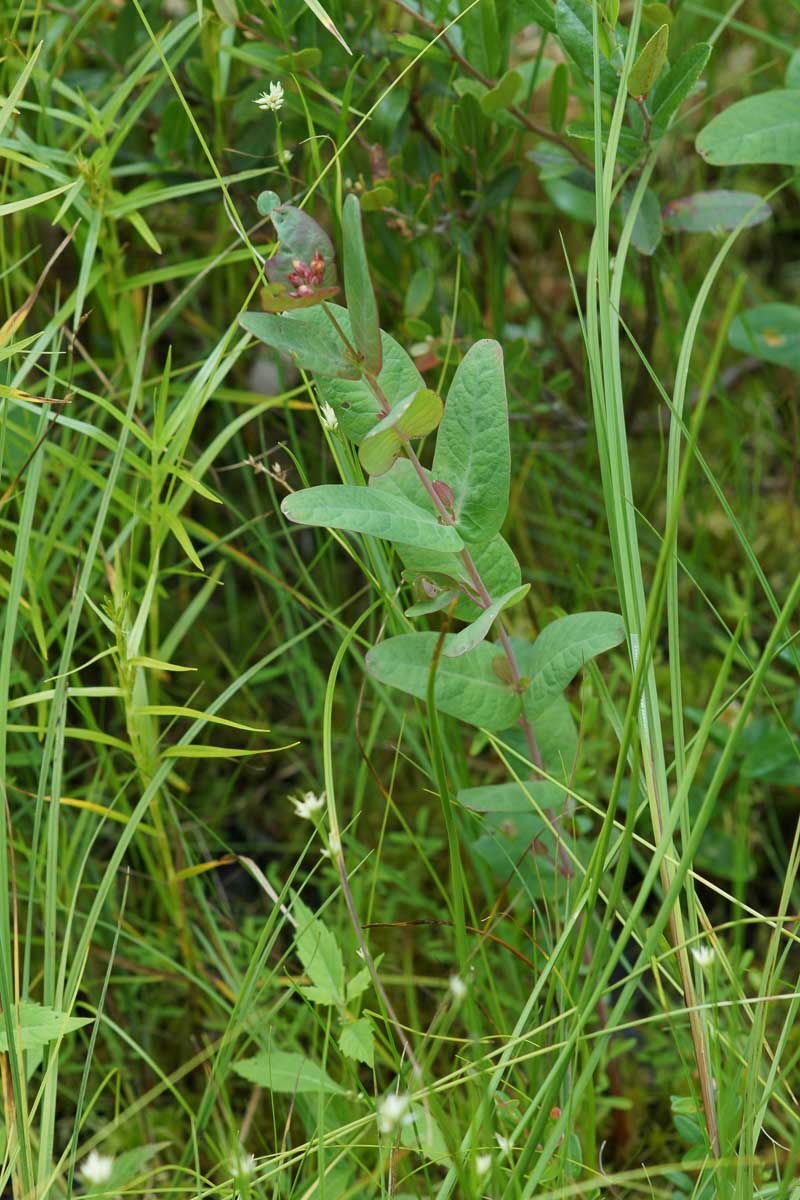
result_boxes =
[1,1,799,1198]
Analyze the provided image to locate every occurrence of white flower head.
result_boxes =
[449,974,467,1002]
[377,1090,413,1134]
[475,1152,492,1178]
[289,790,326,821]
[691,943,716,970]
[254,82,284,112]
[320,401,338,433]
[230,1144,256,1179]
[495,1133,511,1155]
[80,1150,114,1187]
[281,148,293,164]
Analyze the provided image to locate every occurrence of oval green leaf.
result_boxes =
[342,193,382,374]
[281,485,464,552]
[432,339,510,543]
[728,303,800,371]
[443,585,530,658]
[649,42,710,135]
[366,633,521,730]
[627,23,669,99]
[696,90,800,165]
[513,612,625,719]
[240,307,359,379]
[663,190,771,233]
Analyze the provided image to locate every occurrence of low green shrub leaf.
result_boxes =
[555,0,619,94]
[339,1017,374,1066]
[318,317,425,441]
[649,42,710,134]
[458,779,565,813]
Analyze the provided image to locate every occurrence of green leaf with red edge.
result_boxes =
[259,195,337,294]
[663,190,771,234]
[627,23,669,99]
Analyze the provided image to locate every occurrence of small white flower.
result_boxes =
[80,1150,114,1186]
[289,790,326,820]
[495,1133,511,1155]
[691,943,716,970]
[449,974,467,1001]
[475,1153,492,1178]
[281,148,293,164]
[254,82,284,112]
[377,1091,413,1134]
[162,0,189,15]
[230,1145,256,1179]
[320,401,338,432]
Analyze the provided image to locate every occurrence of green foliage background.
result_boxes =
[1,0,799,1197]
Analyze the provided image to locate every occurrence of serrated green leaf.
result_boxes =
[342,194,382,374]
[628,23,668,99]
[233,1048,344,1093]
[346,964,374,1002]
[339,1016,374,1066]
[696,90,800,165]
[515,612,625,719]
[240,307,358,379]
[663,190,771,233]
[292,892,345,1006]
[0,1002,90,1053]
[729,303,800,371]
[366,633,521,730]
[443,585,530,658]
[282,485,463,552]
[649,42,710,134]
[432,340,510,542]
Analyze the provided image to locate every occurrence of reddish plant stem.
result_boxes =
[363,370,544,769]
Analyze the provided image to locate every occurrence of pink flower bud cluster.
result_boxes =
[287,251,326,297]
